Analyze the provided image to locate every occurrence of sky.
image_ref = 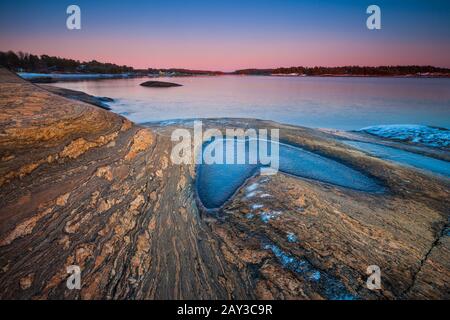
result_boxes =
[1,0,450,71]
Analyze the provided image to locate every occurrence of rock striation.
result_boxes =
[0,68,448,299]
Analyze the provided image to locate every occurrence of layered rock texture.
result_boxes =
[0,68,448,299]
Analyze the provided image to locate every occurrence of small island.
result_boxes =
[140,80,182,88]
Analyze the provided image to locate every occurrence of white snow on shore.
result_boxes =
[358,125,450,149]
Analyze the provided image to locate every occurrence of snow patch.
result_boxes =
[251,204,264,210]
[263,242,356,300]
[260,211,282,223]
[358,124,450,149]
[246,183,259,192]
[245,213,255,219]
[287,232,298,243]
[245,191,258,199]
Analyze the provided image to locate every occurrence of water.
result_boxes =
[196,139,384,209]
[46,75,449,185]
[342,140,450,178]
[47,76,450,130]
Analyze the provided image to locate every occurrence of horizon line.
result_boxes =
[2,50,450,73]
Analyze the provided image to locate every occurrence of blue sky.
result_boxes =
[1,0,449,70]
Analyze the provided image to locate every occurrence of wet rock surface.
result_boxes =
[29,77,56,84]
[38,85,113,110]
[0,68,449,299]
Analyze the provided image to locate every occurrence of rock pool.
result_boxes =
[196,138,384,209]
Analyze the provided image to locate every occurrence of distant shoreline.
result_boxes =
[17,72,144,83]
[17,71,450,83]
[239,73,450,78]
[4,50,450,80]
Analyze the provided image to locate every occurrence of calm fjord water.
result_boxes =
[49,76,450,130]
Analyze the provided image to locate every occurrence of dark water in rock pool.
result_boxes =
[196,138,384,209]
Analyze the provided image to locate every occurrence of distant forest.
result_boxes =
[1,50,450,76]
[233,66,450,76]
[0,51,135,74]
[147,68,225,76]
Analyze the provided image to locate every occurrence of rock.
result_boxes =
[140,80,182,88]
[29,77,56,83]
[19,274,34,290]
[38,85,113,110]
[97,96,114,102]
[0,67,448,300]
[0,68,243,299]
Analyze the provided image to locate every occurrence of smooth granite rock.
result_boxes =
[0,68,448,299]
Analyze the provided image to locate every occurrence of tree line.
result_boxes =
[2,50,449,76]
[0,51,134,74]
[234,65,450,76]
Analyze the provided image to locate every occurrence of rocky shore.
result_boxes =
[38,85,113,110]
[0,68,448,299]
